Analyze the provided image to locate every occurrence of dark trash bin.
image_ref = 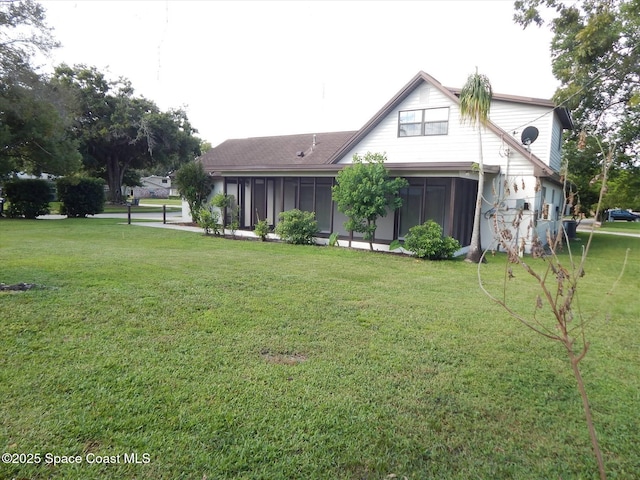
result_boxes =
[562,220,577,240]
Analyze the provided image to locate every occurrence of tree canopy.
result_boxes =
[53,64,202,202]
[1,0,81,178]
[1,1,203,197]
[514,0,640,210]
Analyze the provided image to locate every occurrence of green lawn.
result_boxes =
[1,218,638,479]
[599,220,640,234]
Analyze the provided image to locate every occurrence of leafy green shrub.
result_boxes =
[211,192,233,229]
[198,207,221,235]
[4,179,53,218]
[174,161,211,222]
[404,220,461,260]
[274,209,319,245]
[56,177,105,217]
[254,219,270,241]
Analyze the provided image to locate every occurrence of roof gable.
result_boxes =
[327,71,569,177]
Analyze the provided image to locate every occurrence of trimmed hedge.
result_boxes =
[3,179,53,218]
[57,177,106,217]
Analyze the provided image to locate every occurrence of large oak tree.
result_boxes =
[53,64,201,202]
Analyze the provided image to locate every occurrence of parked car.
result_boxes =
[608,209,640,221]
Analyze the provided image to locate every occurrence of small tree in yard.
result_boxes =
[459,69,492,264]
[174,161,210,223]
[211,192,233,232]
[332,152,408,250]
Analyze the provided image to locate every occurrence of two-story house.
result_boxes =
[193,71,573,253]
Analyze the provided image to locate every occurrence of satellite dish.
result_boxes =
[521,126,539,146]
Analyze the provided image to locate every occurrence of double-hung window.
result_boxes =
[398,107,449,137]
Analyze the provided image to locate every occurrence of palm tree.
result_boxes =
[459,69,492,263]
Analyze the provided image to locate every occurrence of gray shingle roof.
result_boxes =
[198,131,357,173]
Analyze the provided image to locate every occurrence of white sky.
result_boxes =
[38,0,557,147]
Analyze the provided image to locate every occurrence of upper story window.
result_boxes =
[398,107,449,137]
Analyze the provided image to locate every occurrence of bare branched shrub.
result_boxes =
[477,140,624,480]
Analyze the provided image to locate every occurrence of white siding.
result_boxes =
[489,100,557,170]
[549,115,564,172]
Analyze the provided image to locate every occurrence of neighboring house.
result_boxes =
[132,175,172,199]
[193,71,573,253]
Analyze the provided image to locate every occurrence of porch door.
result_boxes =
[299,178,333,232]
[252,178,275,225]
[398,186,423,238]
[253,178,266,224]
[425,185,446,227]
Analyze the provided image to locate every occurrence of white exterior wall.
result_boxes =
[479,173,564,253]
[488,101,553,165]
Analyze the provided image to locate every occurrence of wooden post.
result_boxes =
[127,204,131,224]
[163,204,166,224]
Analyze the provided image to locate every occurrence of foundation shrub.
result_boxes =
[274,209,319,245]
[404,220,461,260]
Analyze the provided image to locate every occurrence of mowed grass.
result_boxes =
[599,220,640,234]
[1,218,638,479]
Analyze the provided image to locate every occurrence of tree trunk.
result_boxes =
[105,153,130,204]
[105,154,123,203]
[466,121,485,263]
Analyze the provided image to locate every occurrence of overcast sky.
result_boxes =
[38,0,557,147]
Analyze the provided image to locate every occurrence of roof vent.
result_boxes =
[296,151,305,157]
